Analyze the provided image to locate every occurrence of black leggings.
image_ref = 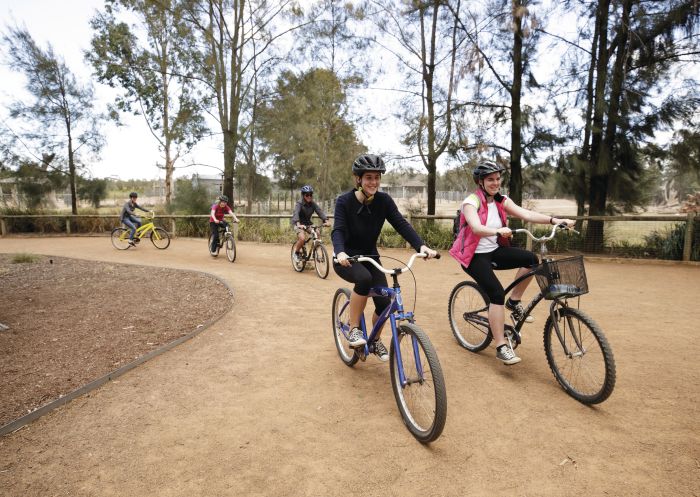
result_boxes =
[333,259,391,315]
[463,247,539,305]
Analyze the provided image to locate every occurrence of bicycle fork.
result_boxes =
[549,301,586,358]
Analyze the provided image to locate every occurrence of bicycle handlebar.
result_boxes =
[333,252,440,275]
[514,223,579,243]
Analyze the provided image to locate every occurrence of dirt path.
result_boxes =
[0,237,698,497]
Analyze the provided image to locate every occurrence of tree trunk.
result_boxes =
[67,133,78,215]
[585,0,611,252]
[509,0,524,213]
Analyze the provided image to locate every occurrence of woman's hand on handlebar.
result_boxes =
[336,251,351,267]
[496,227,512,239]
[552,217,575,228]
[419,245,439,259]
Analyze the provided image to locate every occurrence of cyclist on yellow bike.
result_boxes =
[209,195,239,255]
[120,192,150,246]
[291,185,330,263]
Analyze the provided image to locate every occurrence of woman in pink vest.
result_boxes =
[449,161,574,365]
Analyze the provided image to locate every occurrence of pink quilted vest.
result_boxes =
[448,189,508,268]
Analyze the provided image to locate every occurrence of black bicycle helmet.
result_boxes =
[129,192,138,198]
[300,185,313,194]
[218,194,229,202]
[472,161,506,184]
[352,154,386,176]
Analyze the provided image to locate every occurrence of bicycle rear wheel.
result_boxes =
[313,244,329,279]
[111,228,130,250]
[225,235,236,262]
[150,227,171,249]
[447,281,492,352]
[208,234,220,257]
[331,288,358,367]
[291,244,305,272]
[544,306,616,404]
[390,323,447,444]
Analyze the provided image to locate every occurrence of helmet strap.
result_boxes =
[356,185,374,204]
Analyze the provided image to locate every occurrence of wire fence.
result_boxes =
[0,212,697,261]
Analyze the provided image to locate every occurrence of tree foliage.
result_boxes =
[88,0,208,205]
[258,68,366,199]
[1,25,105,214]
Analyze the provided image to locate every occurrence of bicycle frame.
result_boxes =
[336,254,429,387]
[300,226,323,261]
[472,224,582,346]
[133,221,155,239]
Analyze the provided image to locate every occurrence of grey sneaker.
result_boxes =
[506,300,534,324]
[347,327,367,348]
[496,344,521,365]
[372,339,389,362]
[128,239,136,246]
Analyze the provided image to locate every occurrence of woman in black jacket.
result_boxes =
[332,154,437,362]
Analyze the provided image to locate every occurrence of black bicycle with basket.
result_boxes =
[448,224,616,404]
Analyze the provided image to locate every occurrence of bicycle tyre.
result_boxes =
[111,228,130,250]
[544,306,616,404]
[313,244,329,279]
[331,288,359,367]
[291,244,305,272]
[447,281,492,352]
[150,227,171,249]
[390,323,447,443]
[208,234,220,257]
[225,235,236,262]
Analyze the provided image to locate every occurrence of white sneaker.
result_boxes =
[347,327,367,348]
[496,345,521,365]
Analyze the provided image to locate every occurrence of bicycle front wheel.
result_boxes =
[111,228,130,250]
[291,244,305,272]
[313,244,329,279]
[544,306,616,404]
[331,288,358,367]
[390,323,447,444]
[448,281,492,352]
[150,227,171,249]
[225,235,236,262]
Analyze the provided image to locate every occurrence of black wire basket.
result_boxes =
[535,255,589,300]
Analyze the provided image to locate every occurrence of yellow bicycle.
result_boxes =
[111,213,171,250]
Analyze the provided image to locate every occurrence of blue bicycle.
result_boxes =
[331,252,447,443]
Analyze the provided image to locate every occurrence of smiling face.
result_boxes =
[479,172,502,196]
[357,171,381,196]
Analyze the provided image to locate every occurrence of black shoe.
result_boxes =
[506,299,534,324]
[371,339,389,362]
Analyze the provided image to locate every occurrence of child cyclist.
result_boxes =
[209,195,240,255]
[332,154,438,362]
[449,161,574,365]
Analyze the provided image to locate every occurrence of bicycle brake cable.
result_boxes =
[378,255,418,316]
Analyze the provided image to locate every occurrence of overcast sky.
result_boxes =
[0,0,409,181]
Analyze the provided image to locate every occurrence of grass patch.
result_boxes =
[12,253,40,264]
